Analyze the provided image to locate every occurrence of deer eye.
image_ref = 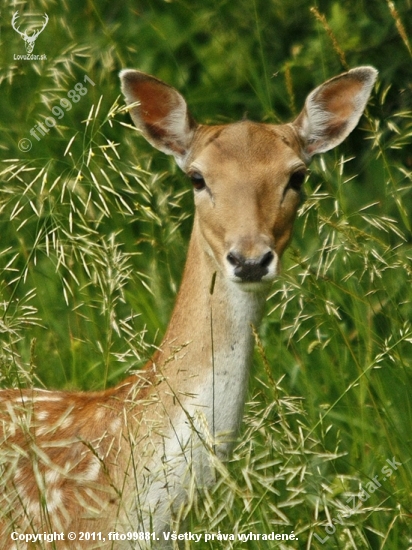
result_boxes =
[188,171,206,191]
[286,170,306,193]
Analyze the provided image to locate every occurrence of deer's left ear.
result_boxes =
[120,70,197,166]
[292,66,378,161]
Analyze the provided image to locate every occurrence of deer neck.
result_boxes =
[146,215,268,455]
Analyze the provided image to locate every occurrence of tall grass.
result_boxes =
[1,0,411,547]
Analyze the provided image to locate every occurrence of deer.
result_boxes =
[0,66,377,548]
[11,11,49,54]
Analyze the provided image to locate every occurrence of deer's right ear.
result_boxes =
[120,70,197,166]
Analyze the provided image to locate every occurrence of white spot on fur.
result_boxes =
[110,417,122,433]
[36,424,49,436]
[26,499,40,518]
[62,460,75,475]
[45,487,63,513]
[60,415,73,429]
[95,408,105,422]
[14,478,27,494]
[13,394,62,404]
[45,469,61,485]
[14,468,23,481]
[34,395,63,402]
[36,410,49,421]
[83,455,100,482]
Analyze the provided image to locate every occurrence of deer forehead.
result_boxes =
[188,120,303,181]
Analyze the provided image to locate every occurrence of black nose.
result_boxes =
[227,250,274,282]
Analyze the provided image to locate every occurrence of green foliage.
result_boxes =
[1,0,411,547]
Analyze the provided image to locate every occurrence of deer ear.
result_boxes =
[293,66,378,161]
[120,70,196,166]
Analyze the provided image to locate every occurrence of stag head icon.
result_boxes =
[11,11,49,54]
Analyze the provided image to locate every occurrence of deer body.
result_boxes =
[0,67,377,548]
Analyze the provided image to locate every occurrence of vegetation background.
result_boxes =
[0,0,411,547]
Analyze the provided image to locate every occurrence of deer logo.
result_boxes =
[11,11,49,54]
